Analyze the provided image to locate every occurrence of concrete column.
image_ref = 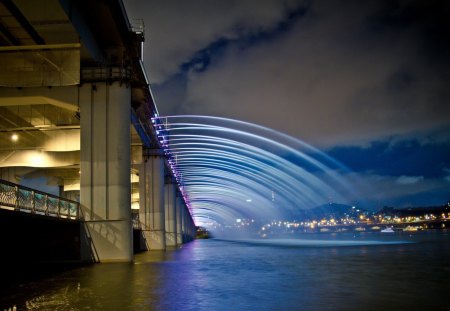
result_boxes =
[182,204,193,242]
[184,207,191,241]
[164,180,177,247]
[79,82,133,262]
[181,203,186,243]
[185,209,193,242]
[176,193,183,245]
[139,149,166,250]
[184,216,188,242]
[191,216,196,241]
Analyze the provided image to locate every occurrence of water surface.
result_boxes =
[1,231,449,310]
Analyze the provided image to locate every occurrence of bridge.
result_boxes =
[0,0,195,262]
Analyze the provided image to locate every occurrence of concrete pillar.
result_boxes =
[181,203,186,243]
[79,82,133,262]
[182,203,193,242]
[164,180,177,247]
[183,207,192,242]
[191,216,196,241]
[184,209,192,242]
[176,193,183,245]
[139,149,166,250]
[185,211,190,242]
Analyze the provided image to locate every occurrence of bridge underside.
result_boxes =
[0,0,195,262]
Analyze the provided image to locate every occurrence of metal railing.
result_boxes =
[0,179,80,220]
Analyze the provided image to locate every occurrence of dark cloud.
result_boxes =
[124,0,302,82]
[186,1,449,147]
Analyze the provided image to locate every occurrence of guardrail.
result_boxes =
[0,179,80,220]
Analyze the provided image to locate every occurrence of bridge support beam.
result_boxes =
[181,203,186,243]
[176,193,183,245]
[189,215,195,241]
[139,149,166,250]
[164,180,177,247]
[181,202,193,242]
[79,82,133,262]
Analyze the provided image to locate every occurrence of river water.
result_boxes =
[1,231,450,311]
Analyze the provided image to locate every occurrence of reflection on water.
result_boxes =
[1,231,450,311]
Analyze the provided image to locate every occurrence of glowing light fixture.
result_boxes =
[131,202,140,210]
[11,133,18,142]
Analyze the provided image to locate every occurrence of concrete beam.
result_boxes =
[0,86,79,111]
[0,129,80,152]
[0,150,79,167]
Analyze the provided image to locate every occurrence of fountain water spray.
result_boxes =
[152,115,364,236]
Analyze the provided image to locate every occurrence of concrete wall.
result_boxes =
[0,208,81,263]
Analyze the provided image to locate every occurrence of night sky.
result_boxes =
[124,0,450,209]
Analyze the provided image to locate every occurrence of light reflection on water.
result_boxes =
[1,231,450,311]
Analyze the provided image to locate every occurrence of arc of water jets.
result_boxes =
[152,115,363,228]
